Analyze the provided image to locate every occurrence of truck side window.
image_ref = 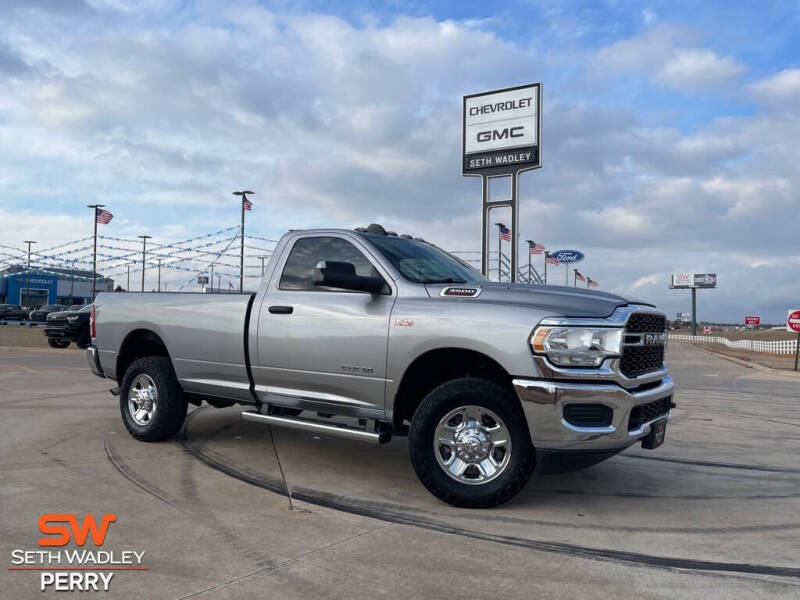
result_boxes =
[279,237,382,291]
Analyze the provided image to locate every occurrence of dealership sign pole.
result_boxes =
[463,83,541,282]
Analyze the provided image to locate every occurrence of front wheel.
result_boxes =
[120,356,187,442]
[409,378,534,508]
[47,339,70,349]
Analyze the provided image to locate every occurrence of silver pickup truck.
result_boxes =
[87,224,674,507]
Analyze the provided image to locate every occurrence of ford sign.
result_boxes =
[550,250,584,263]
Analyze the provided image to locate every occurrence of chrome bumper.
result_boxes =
[514,375,674,451]
[86,346,105,378]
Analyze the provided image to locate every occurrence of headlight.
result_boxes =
[531,326,623,367]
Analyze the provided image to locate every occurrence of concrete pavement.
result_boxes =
[1,342,798,599]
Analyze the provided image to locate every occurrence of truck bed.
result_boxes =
[94,292,255,403]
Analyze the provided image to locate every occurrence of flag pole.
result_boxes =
[86,204,104,302]
[233,190,254,292]
[526,240,532,283]
[544,252,549,285]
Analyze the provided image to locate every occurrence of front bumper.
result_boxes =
[514,374,674,452]
[44,324,79,339]
[87,346,105,378]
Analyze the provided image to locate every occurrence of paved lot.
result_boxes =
[1,342,799,599]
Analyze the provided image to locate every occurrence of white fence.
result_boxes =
[670,334,798,355]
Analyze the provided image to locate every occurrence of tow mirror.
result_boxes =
[313,261,388,294]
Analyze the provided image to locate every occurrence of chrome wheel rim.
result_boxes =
[433,405,511,485]
[128,374,157,426]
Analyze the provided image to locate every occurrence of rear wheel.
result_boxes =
[120,357,187,442]
[409,378,534,508]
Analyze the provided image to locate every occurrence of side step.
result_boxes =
[241,411,391,444]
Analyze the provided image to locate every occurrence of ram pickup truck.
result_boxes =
[87,224,674,507]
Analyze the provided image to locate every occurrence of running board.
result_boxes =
[241,411,391,444]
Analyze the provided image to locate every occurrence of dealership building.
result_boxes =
[0,265,114,307]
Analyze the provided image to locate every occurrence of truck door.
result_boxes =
[252,234,396,419]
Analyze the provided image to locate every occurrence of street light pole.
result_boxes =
[126,263,131,291]
[138,235,151,292]
[23,240,36,307]
[157,258,162,292]
[233,190,254,293]
[86,204,105,302]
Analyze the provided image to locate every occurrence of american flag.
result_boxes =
[498,224,511,242]
[528,241,545,255]
[575,270,586,282]
[588,279,598,288]
[95,208,113,224]
[545,252,559,265]
[242,197,252,211]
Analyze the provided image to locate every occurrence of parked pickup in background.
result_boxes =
[87,224,674,507]
[45,305,92,349]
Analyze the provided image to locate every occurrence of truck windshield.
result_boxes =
[363,234,486,284]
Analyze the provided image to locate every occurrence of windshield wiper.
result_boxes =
[421,277,468,284]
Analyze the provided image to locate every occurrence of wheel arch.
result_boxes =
[391,347,519,433]
[116,329,173,385]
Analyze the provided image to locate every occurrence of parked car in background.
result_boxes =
[29,304,66,322]
[44,305,92,348]
[0,304,26,320]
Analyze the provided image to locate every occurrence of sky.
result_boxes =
[0,0,799,321]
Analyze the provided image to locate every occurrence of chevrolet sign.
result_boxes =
[462,83,541,175]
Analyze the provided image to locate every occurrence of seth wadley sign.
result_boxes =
[462,84,541,174]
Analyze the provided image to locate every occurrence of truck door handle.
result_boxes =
[268,305,293,314]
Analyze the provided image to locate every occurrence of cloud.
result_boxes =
[0,3,797,320]
[750,68,800,103]
[597,25,745,91]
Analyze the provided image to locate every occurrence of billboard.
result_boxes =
[462,83,541,175]
[744,316,760,326]
[670,273,717,289]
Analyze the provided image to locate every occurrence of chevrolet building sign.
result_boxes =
[462,83,541,175]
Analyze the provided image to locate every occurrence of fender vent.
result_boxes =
[441,287,481,298]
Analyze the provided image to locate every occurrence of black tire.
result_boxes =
[120,356,187,442]
[76,331,90,349]
[47,338,70,349]
[409,378,534,508]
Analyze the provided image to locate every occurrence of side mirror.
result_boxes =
[313,261,388,294]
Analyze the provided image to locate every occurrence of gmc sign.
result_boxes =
[462,83,541,175]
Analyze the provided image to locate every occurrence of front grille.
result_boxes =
[563,404,613,428]
[620,312,666,378]
[628,396,672,431]
[47,317,67,326]
[626,313,666,333]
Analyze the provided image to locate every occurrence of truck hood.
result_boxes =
[426,282,652,318]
